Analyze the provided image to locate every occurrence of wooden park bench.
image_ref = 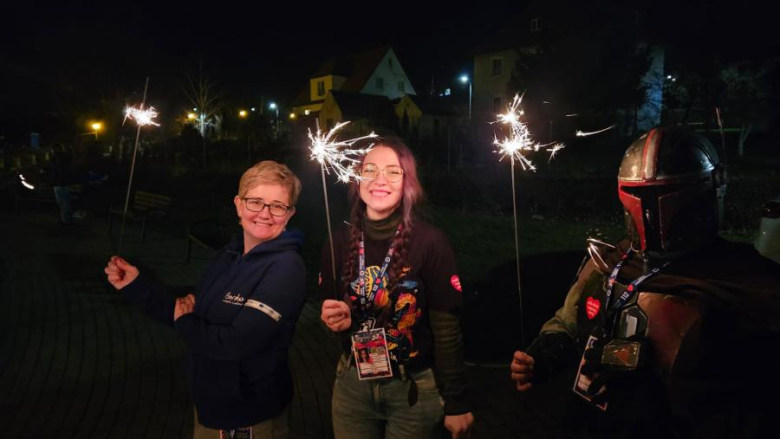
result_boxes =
[108,191,172,242]
[186,218,229,263]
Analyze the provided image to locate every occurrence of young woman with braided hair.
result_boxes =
[319,138,474,438]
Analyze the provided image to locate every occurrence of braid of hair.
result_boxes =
[387,223,411,289]
[340,202,365,306]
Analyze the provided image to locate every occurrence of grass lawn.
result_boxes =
[430,209,623,283]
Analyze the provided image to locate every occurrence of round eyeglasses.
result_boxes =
[360,164,404,183]
[242,198,290,217]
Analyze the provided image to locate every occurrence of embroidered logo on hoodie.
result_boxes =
[223,292,246,305]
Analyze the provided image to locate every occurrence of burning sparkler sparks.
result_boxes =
[19,174,34,190]
[308,121,378,183]
[575,124,616,137]
[492,94,565,171]
[124,105,160,127]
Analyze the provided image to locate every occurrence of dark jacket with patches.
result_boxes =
[123,231,306,430]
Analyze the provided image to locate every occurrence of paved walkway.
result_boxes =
[0,206,565,438]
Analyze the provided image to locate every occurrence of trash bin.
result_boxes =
[755,195,780,264]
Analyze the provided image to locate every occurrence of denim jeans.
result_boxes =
[53,186,73,224]
[331,355,445,439]
[193,405,290,439]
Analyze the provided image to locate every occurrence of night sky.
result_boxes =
[2,1,777,142]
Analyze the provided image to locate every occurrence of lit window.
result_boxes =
[530,18,542,32]
[491,58,503,77]
[317,81,325,97]
[376,77,384,90]
[493,97,502,113]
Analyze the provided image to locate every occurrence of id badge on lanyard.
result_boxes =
[351,328,393,380]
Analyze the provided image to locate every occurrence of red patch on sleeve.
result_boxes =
[586,296,601,320]
[450,275,462,292]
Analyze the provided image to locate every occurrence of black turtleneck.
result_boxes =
[363,208,402,241]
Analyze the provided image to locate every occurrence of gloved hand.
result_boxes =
[581,337,644,404]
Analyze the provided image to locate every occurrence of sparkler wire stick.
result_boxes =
[510,158,525,348]
[320,163,337,296]
[118,77,150,254]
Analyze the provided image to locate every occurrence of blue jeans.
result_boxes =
[193,405,290,439]
[53,186,73,224]
[331,355,444,439]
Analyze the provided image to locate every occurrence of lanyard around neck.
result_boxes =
[605,248,672,311]
[357,225,402,306]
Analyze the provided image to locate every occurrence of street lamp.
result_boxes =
[460,74,472,119]
[269,102,279,137]
[239,109,248,118]
[90,122,103,139]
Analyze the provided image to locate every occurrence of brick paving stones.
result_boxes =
[0,210,564,438]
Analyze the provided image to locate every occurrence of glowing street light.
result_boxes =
[239,109,248,118]
[269,102,279,137]
[90,121,103,139]
[187,112,196,120]
[460,74,472,119]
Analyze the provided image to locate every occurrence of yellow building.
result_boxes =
[292,46,416,119]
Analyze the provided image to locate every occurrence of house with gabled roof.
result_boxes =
[291,45,417,121]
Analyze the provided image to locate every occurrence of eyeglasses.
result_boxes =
[360,164,404,183]
[242,198,290,216]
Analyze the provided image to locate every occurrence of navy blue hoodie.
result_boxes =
[123,231,306,429]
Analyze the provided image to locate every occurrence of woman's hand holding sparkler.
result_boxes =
[321,299,351,332]
[104,256,139,290]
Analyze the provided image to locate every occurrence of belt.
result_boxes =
[345,353,423,382]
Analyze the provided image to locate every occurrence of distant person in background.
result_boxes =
[49,143,74,224]
[105,161,306,439]
[510,127,780,438]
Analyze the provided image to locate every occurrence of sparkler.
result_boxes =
[308,121,377,182]
[118,77,157,254]
[308,121,377,297]
[575,124,616,137]
[124,105,160,127]
[492,94,565,347]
